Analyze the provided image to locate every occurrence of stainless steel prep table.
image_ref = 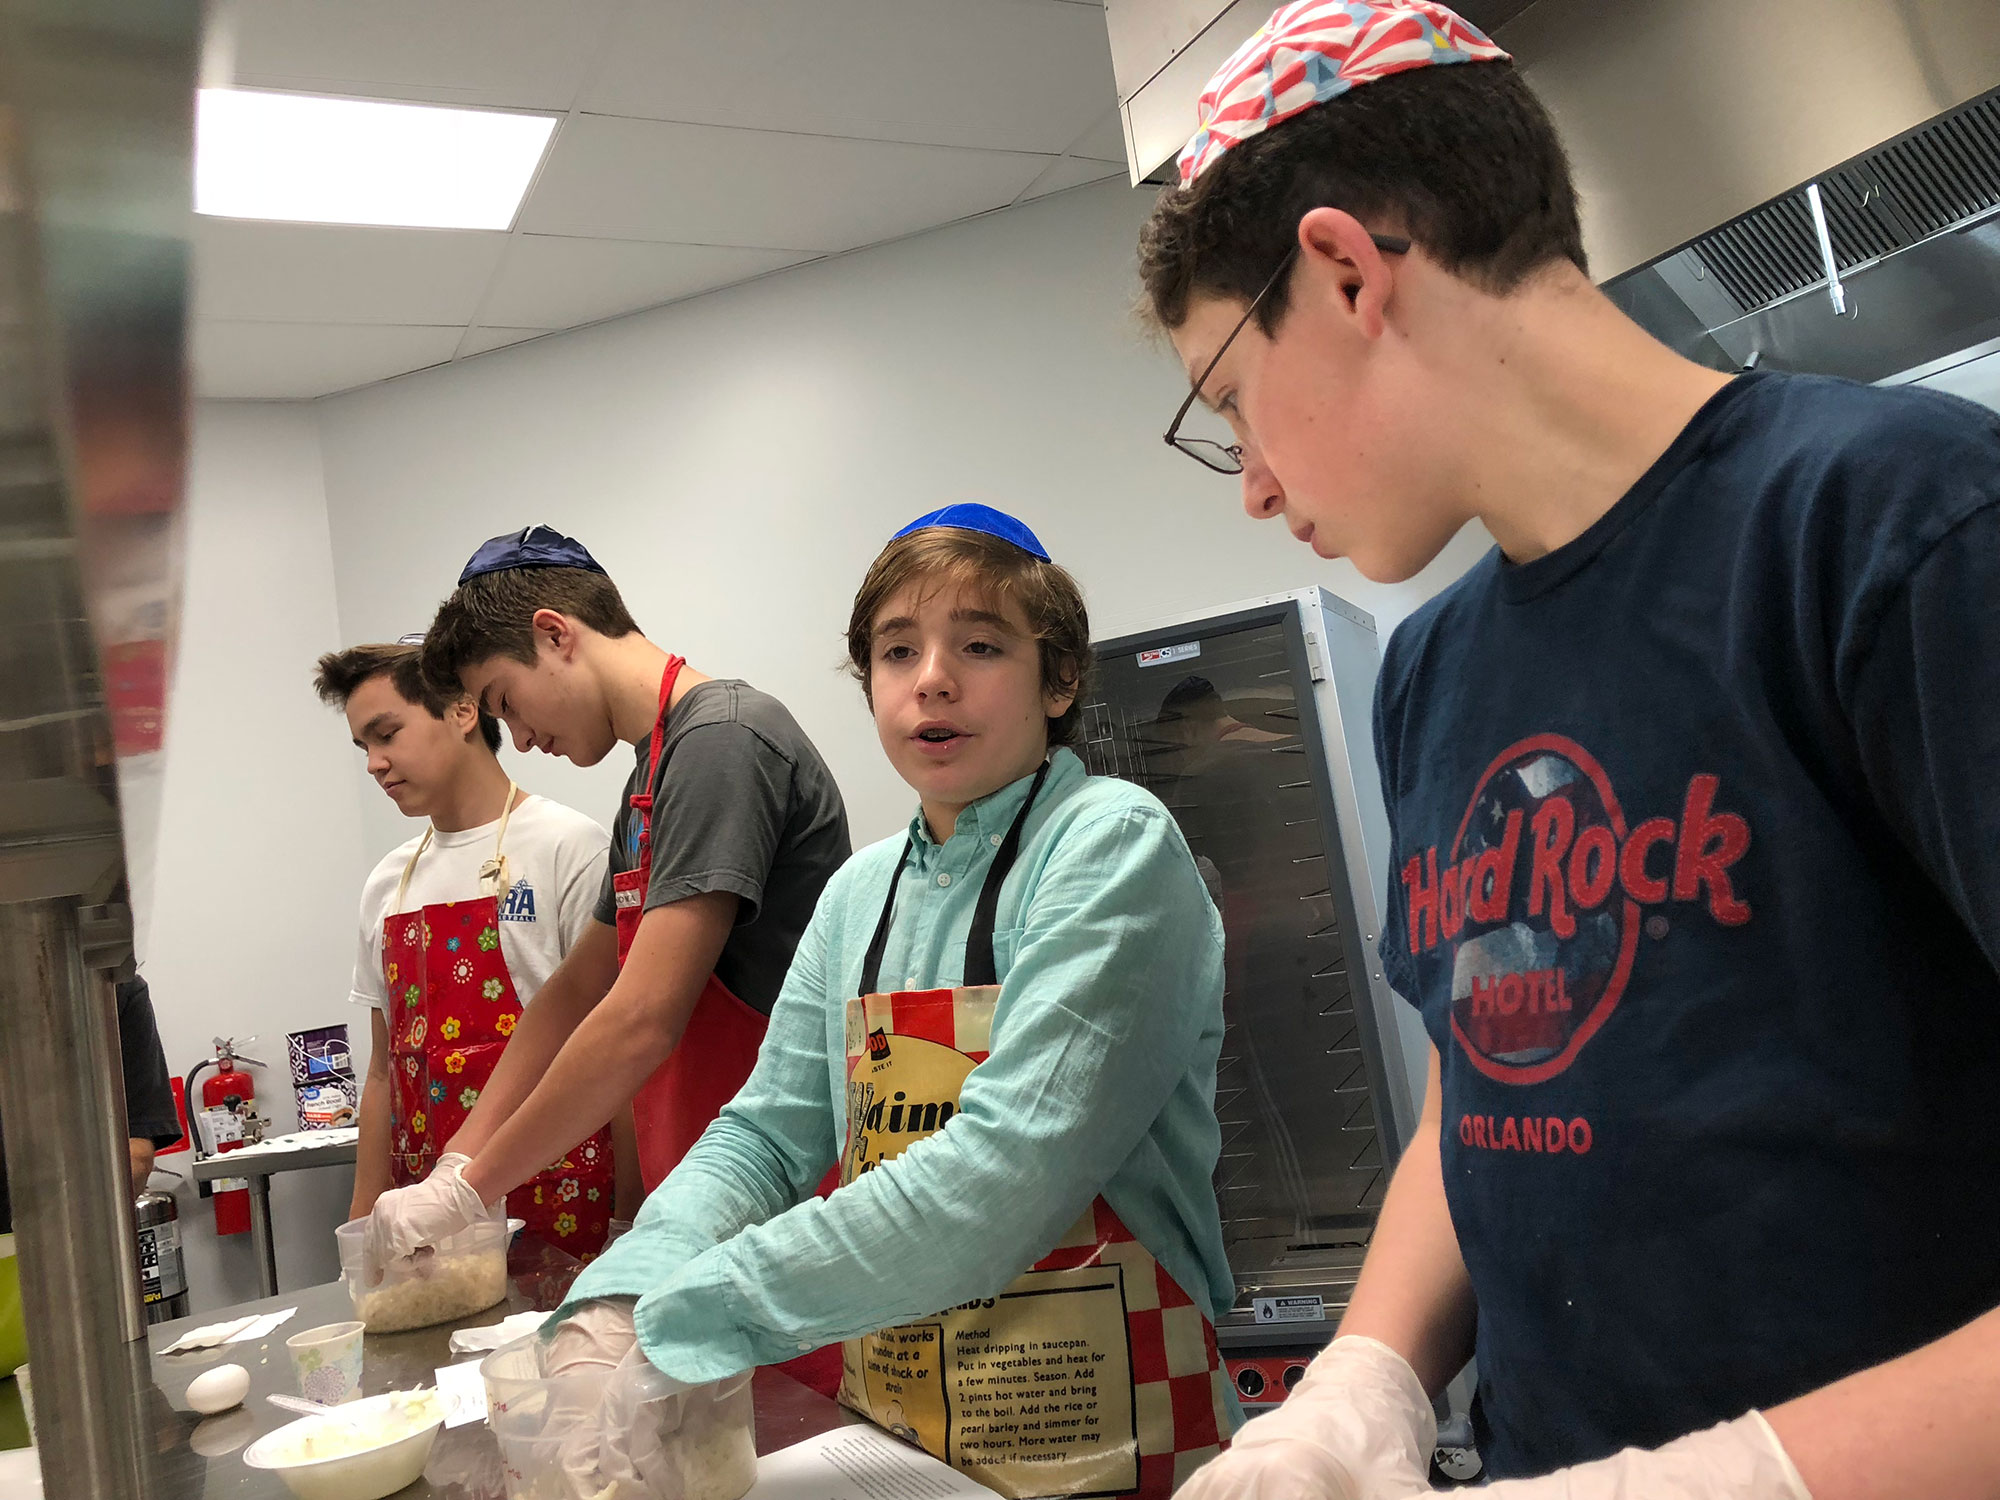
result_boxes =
[189,1130,361,1298]
[119,1278,852,1498]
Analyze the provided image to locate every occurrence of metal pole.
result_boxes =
[248,1178,280,1297]
[0,898,155,1497]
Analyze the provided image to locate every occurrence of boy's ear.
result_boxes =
[1296,205,1398,340]
[446,695,482,742]
[531,608,578,658]
[1043,657,1081,722]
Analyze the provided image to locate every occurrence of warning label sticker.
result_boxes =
[1251,1295,1327,1325]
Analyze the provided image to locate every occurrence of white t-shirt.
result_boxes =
[349,794,610,1013]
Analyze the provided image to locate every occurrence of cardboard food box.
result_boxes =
[287,1025,359,1130]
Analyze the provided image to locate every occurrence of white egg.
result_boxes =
[186,1362,250,1415]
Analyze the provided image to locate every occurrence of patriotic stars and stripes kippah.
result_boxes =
[1176,0,1509,186]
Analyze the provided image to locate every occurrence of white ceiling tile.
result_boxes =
[1018,156,1126,202]
[226,0,616,110]
[584,0,1118,155]
[195,0,1134,397]
[193,219,509,325]
[479,235,815,328]
[1069,107,1129,165]
[520,115,1049,252]
[458,326,555,356]
[194,322,465,399]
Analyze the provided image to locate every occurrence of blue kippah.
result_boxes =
[458,525,607,585]
[890,504,1051,562]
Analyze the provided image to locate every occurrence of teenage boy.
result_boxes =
[315,643,622,1255]
[540,505,1237,1500]
[1140,4,2000,1499]
[362,528,850,1286]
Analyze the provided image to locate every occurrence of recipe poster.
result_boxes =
[847,1263,1138,1499]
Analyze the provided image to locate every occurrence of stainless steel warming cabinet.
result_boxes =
[1080,587,1427,1355]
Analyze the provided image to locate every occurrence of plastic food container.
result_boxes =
[482,1333,757,1500]
[242,1389,446,1500]
[335,1216,510,1334]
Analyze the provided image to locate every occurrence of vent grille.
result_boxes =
[1687,87,2000,314]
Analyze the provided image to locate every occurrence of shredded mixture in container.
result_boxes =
[671,1410,758,1500]
[353,1249,508,1332]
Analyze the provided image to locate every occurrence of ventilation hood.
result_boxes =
[1605,82,2000,383]
[1104,0,2000,383]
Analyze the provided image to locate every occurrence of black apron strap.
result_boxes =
[856,758,1054,998]
[965,758,1052,988]
[857,838,915,999]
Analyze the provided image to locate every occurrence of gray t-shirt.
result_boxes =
[594,679,850,1014]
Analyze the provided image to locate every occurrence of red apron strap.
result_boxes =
[628,656,686,852]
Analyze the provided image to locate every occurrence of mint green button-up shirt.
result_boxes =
[565,749,1236,1404]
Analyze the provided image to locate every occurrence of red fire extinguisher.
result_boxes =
[186,1038,265,1237]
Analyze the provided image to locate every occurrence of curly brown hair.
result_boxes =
[1138,61,1585,335]
[847,527,1092,748]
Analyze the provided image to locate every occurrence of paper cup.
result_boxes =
[286,1320,364,1405]
[14,1362,31,1445]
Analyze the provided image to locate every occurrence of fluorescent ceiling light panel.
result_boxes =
[196,89,557,230]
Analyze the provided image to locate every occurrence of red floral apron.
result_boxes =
[384,787,615,1257]
[613,657,770,1193]
[839,762,1231,1498]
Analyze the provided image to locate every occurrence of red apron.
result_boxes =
[838,761,1230,1497]
[613,657,770,1193]
[384,787,615,1258]
[615,658,841,1395]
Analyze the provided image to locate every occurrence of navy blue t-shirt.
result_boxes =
[1373,372,2000,1478]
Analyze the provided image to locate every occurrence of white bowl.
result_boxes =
[242,1390,445,1500]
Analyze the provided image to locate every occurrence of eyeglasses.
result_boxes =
[1164,234,1412,474]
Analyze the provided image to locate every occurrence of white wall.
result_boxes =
[144,403,374,1310]
[314,179,1489,850]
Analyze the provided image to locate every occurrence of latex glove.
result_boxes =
[1477,1413,1811,1500]
[594,1344,685,1496]
[1176,1337,1436,1500]
[362,1151,493,1275]
[600,1352,757,1500]
[547,1298,641,1376]
[547,1299,641,1500]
